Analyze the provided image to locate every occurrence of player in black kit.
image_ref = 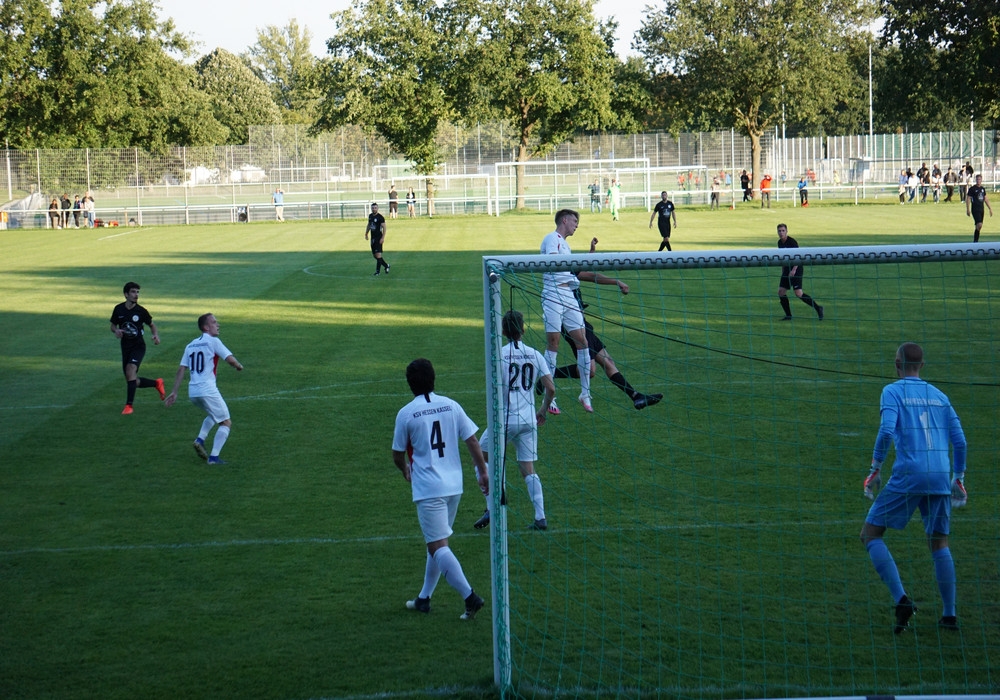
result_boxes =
[109,281,164,414]
[649,191,678,251]
[776,224,824,321]
[365,202,390,276]
[966,174,993,242]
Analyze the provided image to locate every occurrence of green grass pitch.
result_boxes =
[0,199,996,699]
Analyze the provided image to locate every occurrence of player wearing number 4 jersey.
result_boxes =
[474,310,555,532]
[860,342,967,634]
[164,314,243,465]
[392,358,489,620]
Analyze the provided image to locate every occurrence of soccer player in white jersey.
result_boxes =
[164,313,244,465]
[860,342,967,634]
[540,208,592,413]
[392,358,490,620]
[473,310,556,531]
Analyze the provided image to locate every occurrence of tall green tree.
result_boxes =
[317,0,453,211]
[196,48,283,144]
[246,20,321,125]
[880,0,999,121]
[636,0,875,189]
[449,0,617,208]
[0,0,225,149]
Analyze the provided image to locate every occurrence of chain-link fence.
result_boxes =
[1,124,996,229]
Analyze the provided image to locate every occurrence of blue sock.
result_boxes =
[933,547,956,617]
[866,538,905,603]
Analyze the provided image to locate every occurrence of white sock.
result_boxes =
[419,552,441,599]
[432,546,472,599]
[198,417,215,441]
[211,425,230,457]
[545,350,558,378]
[525,473,545,520]
[577,349,591,397]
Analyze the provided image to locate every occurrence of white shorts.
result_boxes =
[481,423,537,463]
[416,495,460,543]
[190,393,231,423]
[542,286,584,333]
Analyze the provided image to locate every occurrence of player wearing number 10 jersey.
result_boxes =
[474,310,555,531]
[392,358,490,620]
[164,314,243,465]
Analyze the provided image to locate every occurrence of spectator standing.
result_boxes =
[944,168,957,202]
[388,184,399,219]
[797,176,809,206]
[760,174,773,209]
[60,193,71,228]
[72,195,82,228]
[48,198,61,229]
[272,187,285,222]
[740,170,752,201]
[589,179,603,213]
[406,187,416,218]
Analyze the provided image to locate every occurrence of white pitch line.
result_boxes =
[97,226,147,240]
[18,516,997,558]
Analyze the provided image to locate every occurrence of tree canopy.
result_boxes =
[636,0,875,187]
[0,0,226,150]
[246,20,321,125]
[195,49,283,145]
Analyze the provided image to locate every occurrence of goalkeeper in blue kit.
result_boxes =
[860,343,967,633]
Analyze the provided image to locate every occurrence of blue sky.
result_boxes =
[162,0,648,60]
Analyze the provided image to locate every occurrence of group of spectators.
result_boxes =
[47,192,96,229]
[898,162,977,205]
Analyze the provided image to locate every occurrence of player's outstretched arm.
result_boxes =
[225,354,244,371]
[163,365,187,408]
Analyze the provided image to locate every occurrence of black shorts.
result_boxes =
[389,201,398,213]
[658,224,671,239]
[121,342,146,371]
[370,241,383,255]
[561,321,605,359]
[972,208,985,225]
[779,272,804,291]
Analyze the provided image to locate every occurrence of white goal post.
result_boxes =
[492,158,651,215]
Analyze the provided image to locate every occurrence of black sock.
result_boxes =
[658,242,667,251]
[780,297,792,317]
[126,379,137,405]
[662,240,672,251]
[610,372,636,399]
[800,294,817,308]
[555,365,580,380]
[974,230,980,243]
[138,377,156,388]
[375,260,381,273]
[381,258,390,270]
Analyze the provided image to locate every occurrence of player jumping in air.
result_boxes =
[542,237,663,411]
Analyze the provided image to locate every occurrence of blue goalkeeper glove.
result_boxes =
[863,463,881,500]
[951,475,967,508]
